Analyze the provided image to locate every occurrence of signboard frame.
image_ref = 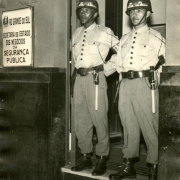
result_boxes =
[2,7,34,67]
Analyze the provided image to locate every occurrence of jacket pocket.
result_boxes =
[88,41,101,54]
[136,44,149,56]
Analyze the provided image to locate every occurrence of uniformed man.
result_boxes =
[107,0,166,180]
[71,0,119,176]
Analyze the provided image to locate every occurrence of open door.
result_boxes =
[105,0,123,140]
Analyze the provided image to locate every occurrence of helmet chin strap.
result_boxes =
[133,10,148,27]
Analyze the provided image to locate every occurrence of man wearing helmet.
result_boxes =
[108,0,165,180]
[71,0,119,176]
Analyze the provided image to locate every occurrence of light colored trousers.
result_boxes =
[118,77,159,165]
[73,72,109,156]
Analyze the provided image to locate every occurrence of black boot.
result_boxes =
[92,156,107,176]
[149,164,158,180]
[71,153,92,172]
[109,158,136,180]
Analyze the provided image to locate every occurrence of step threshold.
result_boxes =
[61,166,148,180]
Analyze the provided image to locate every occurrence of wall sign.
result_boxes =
[2,7,33,67]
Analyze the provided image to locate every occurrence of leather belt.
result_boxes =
[122,70,149,79]
[77,65,104,76]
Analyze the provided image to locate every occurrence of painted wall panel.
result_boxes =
[97,0,105,25]
[166,0,180,65]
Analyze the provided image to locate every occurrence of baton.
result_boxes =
[95,85,98,110]
[94,72,99,111]
[150,66,156,113]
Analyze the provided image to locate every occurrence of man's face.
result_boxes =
[129,9,150,29]
[78,8,97,28]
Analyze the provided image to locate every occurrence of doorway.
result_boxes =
[64,1,149,179]
[105,0,123,141]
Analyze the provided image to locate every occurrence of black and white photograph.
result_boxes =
[0,0,179,180]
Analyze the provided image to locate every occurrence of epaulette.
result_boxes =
[121,32,131,43]
[122,32,130,38]
[149,28,166,44]
[73,26,83,35]
[96,25,109,32]
[149,28,162,38]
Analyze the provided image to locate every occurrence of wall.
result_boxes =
[157,1,180,179]
[0,1,69,179]
[166,0,180,65]
[0,68,67,180]
[159,67,180,180]
[97,0,105,25]
[123,0,166,33]
[0,0,70,68]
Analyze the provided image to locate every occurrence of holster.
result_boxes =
[93,71,99,85]
[70,68,77,98]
